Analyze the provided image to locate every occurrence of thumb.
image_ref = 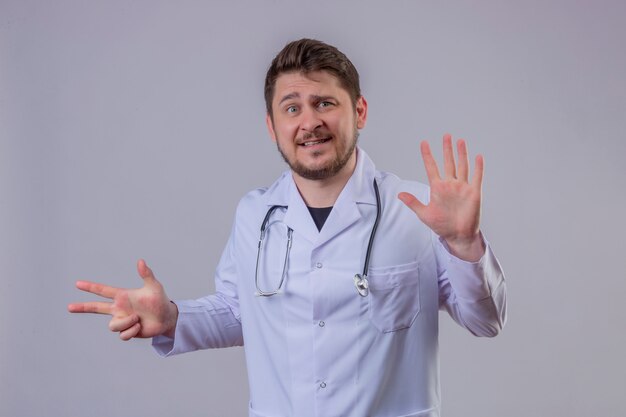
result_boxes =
[137,259,157,285]
[398,192,427,219]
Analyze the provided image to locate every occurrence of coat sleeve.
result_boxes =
[152,221,244,356]
[436,232,507,337]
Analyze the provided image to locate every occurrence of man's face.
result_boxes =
[266,71,367,181]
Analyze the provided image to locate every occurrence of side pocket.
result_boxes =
[367,261,420,333]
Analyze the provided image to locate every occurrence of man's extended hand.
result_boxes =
[398,134,485,262]
[68,259,178,340]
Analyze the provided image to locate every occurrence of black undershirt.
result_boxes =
[307,206,333,231]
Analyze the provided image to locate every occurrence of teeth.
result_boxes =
[302,138,329,146]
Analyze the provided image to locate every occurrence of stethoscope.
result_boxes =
[254,179,381,297]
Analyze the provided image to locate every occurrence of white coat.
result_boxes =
[154,148,507,417]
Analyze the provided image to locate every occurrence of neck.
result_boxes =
[292,152,357,208]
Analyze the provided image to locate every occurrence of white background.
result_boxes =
[1,1,625,416]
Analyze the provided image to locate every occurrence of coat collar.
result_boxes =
[263,147,378,245]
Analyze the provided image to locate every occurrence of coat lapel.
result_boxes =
[265,171,319,244]
[316,148,377,248]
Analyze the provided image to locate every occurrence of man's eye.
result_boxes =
[319,101,333,108]
[286,106,298,113]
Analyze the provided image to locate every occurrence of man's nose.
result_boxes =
[299,106,323,132]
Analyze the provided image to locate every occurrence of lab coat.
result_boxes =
[153,148,507,417]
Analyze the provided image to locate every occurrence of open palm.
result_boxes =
[399,134,485,261]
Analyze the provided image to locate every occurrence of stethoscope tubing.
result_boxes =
[255,178,381,297]
[361,179,381,278]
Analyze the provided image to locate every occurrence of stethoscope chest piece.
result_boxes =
[354,274,369,297]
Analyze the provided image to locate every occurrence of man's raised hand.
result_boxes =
[398,134,485,262]
[68,259,178,340]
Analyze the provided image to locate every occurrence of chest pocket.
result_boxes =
[367,261,420,333]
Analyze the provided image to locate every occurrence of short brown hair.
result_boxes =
[264,38,361,115]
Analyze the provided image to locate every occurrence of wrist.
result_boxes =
[444,232,485,262]
[163,301,179,339]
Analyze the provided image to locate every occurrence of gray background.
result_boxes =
[1,0,625,416]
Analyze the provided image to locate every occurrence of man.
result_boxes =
[69,38,506,417]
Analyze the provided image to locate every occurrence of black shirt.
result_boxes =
[307,206,333,231]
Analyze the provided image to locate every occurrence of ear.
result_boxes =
[266,113,277,143]
[355,96,368,129]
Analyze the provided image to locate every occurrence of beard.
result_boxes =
[276,129,359,181]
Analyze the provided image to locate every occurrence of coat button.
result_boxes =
[315,262,323,269]
[318,321,325,327]
[320,382,327,388]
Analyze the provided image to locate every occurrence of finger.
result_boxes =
[457,139,470,182]
[420,140,441,183]
[67,301,113,315]
[109,314,139,332]
[119,322,141,341]
[398,192,426,218]
[471,154,484,190]
[137,259,157,285]
[75,280,120,299]
[442,134,456,179]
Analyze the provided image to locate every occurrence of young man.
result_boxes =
[69,39,506,417]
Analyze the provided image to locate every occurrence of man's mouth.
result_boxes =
[300,137,331,147]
